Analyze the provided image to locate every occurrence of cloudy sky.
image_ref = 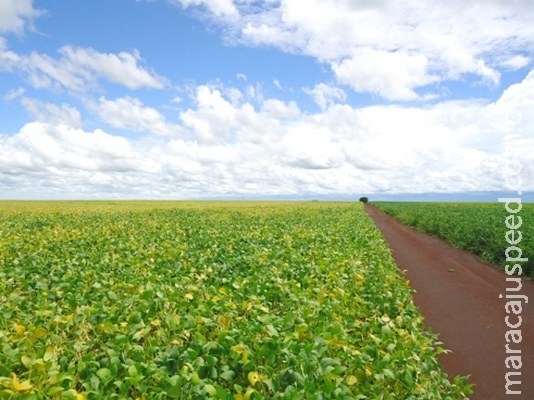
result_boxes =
[0,0,533,199]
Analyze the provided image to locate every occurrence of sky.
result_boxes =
[0,0,533,200]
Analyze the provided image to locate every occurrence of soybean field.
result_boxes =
[0,201,471,399]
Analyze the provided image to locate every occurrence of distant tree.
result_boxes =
[359,197,369,203]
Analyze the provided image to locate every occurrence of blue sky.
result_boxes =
[0,0,533,199]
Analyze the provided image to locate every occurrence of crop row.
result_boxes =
[372,201,533,277]
[0,202,471,399]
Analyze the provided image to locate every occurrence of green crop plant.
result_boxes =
[0,201,471,399]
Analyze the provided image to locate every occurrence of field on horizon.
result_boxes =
[0,201,471,399]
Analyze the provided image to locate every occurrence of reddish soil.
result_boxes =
[365,205,534,400]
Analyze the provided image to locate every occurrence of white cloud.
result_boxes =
[1,71,533,199]
[88,96,185,136]
[499,55,530,70]
[332,50,437,101]
[283,125,345,169]
[0,122,140,175]
[175,0,238,18]
[0,42,167,92]
[4,86,25,101]
[0,0,42,34]
[496,69,534,108]
[20,97,82,127]
[192,0,534,101]
[0,37,20,71]
[2,0,534,199]
[59,47,167,90]
[261,98,300,119]
[180,85,238,144]
[304,83,347,110]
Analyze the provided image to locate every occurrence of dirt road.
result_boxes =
[365,205,534,400]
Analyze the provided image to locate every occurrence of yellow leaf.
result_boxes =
[225,300,236,309]
[231,343,249,363]
[132,327,150,341]
[257,305,269,313]
[98,321,115,334]
[244,388,256,400]
[21,356,33,368]
[247,371,267,386]
[217,315,232,331]
[31,326,48,340]
[0,376,11,389]
[346,375,358,386]
[232,389,256,400]
[11,323,26,337]
[65,388,87,400]
[231,343,246,354]
[43,347,57,362]
[166,313,181,327]
[248,371,259,385]
[11,373,33,393]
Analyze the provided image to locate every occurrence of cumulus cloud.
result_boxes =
[0,122,139,175]
[0,0,42,34]
[2,71,533,199]
[185,0,534,101]
[179,85,301,146]
[0,42,167,92]
[180,85,238,144]
[177,0,239,18]
[2,0,533,199]
[20,98,82,127]
[88,96,185,136]
[283,125,345,169]
[499,55,531,70]
[304,83,347,110]
[59,47,167,90]
[332,50,438,101]
[496,69,534,108]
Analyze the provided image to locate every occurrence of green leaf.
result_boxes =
[46,386,65,396]
[96,368,112,381]
[128,365,138,377]
[220,370,235,382]
[204,384,217,396]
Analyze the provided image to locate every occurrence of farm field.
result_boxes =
[0,201,472,399]
[372,201,534,277]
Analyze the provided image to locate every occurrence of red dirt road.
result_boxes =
[365,205,534,400]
